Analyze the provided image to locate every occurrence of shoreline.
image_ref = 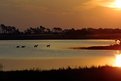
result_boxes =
[0,34,120,40]
[1,66,121,81]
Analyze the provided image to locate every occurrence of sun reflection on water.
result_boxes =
[114,51,121,67]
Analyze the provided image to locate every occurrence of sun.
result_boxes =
[114,54,121,67]
[114,0,121,8]
[107,0,121,9]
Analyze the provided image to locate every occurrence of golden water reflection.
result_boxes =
[1,51,121,71]
[113,51,121,67]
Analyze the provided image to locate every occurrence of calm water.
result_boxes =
[0,40,119,71]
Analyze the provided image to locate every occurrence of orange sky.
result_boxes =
[0,0,121,30]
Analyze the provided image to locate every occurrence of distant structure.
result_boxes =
[115,39,121,45]
[34,44,38,48]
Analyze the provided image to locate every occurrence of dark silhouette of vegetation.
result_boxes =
[1,66,121,81]
[1,24,121,39]
[0,24,20,35]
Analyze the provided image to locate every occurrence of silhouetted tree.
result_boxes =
[39,26,46,33]
[52,27,63,33]
[0,24,7,34]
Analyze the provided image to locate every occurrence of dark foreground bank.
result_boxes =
[0,66,121,81]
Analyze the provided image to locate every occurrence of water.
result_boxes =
[0,40,119,71]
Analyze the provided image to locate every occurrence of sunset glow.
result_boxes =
[114,54,121,67]
[107,0,121,9]
[1,0,121,29]
[114,0,121,8]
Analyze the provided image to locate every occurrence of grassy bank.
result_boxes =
[1,66,121,81]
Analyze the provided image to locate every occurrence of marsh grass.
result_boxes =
[1,65,121,81]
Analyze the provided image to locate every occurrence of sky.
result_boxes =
[0,0,121,30]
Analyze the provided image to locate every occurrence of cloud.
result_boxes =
[74,0,115,11]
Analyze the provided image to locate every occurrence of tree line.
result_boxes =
[1,24,121,35]
[0,24,121,39]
